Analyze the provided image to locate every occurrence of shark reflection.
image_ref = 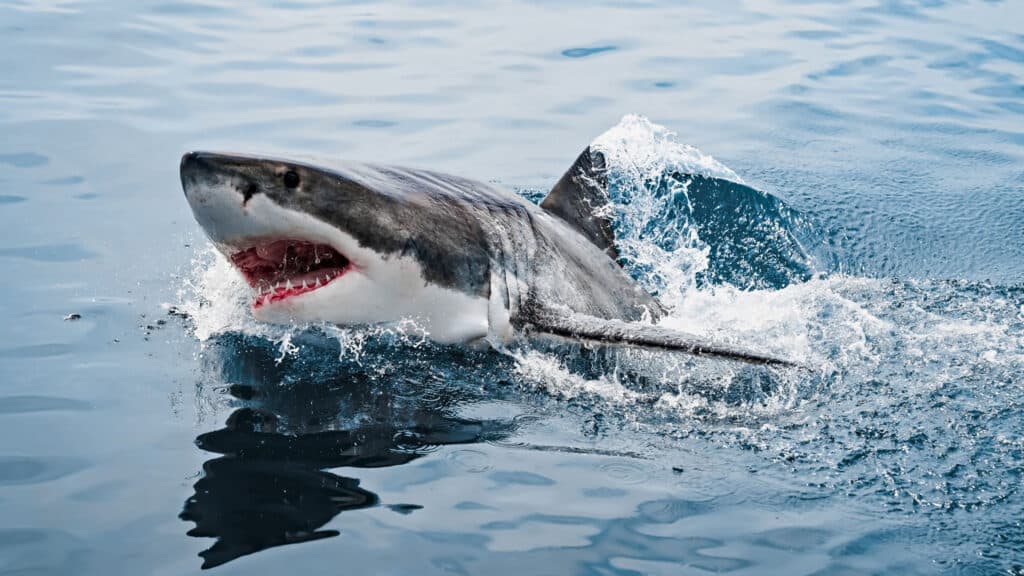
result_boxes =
[180,334,511,569]
[181,407,378,569]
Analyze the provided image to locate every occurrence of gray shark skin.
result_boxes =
[180,148,797,367]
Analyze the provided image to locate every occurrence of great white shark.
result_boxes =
[180,147,797,367]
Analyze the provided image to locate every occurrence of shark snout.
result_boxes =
[179,151,267,247]
[179,150,201,174]
[180,151,218,201]
[180,151,211,185]
[180,151,263,205]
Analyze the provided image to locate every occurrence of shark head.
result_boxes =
[179,151,493,342]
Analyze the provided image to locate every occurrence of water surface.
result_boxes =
[1,0,1022,574]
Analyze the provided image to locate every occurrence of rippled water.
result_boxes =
[1,1,1023,574]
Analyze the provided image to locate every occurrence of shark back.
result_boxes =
[302,155,664,326]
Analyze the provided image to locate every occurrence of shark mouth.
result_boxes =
[229,240,351,309]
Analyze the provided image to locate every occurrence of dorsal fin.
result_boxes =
[540,147,618,260]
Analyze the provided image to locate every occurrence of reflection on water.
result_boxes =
[180,334,513,569]
[182,406,378,569]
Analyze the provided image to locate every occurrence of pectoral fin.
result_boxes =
[526,311,803,368]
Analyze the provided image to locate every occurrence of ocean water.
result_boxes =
[1,0,1023,574]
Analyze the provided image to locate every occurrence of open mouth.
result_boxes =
[229,239,351,308]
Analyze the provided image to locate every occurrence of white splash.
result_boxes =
[591,114,743,184]
[174,247,255,343]
[510,349,645,405]
[590,115,743,305]
[173,246,431,363]
[507,115,873,414]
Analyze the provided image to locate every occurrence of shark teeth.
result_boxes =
[250,267,348,309]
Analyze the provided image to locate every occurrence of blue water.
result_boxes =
[1,0,1023,574]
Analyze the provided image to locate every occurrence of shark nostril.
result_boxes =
[241,181,259,204]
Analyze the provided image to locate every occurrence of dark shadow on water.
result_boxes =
[180,332,515,569]
[182,409,379,569]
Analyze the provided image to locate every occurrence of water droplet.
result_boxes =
[448,449,491,473]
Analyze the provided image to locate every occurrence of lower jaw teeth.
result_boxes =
[254,272,341,304]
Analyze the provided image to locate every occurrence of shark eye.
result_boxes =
[283,170,301,189]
